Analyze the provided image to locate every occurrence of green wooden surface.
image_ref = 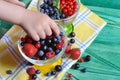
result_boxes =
[1,0,120,80]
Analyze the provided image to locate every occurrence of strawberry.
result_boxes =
[69,48,81,60]
[65,45,71,53]
[22,43,38,58]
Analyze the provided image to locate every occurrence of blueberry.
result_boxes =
[32,74,37,79]
[20,42,25,46]
[40,8,45,13]
[51,16,56,20]
[60,13,66,19]
[55,49,60,54]
[70,38,75,44]
[46,72,51,76]
[73,63,80,69]
[35,70,41,74]
[38,50,44,56]
[55,65,62,72]
[49,10,54,16]
[43,45,48,51]
[44,0,48,3]
[45,9,49,13]
[80,68,87,73]
[56,39,61,44]
[40,55,46,60]
[40,39,45,45]
[69,32,75,37]
[46,39,52,44]
[44,0,53,5]
[68,42,72,46]
[47,47,53,51]
[51,71,56,75]
[59,32,64,37]
[61,54,67,58]
[53,37,57,42]
[56,36,61,40]
[85,55,91,62]
[6,70,13,74]
[52,6,58,13]
[40,3,48,9]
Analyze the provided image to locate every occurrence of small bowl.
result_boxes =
[37,0,80,26]
[18,25,68,66]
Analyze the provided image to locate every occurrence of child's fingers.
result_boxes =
[50,21,60,36]
[44,26,52,36]
[28,31,39,41]
[38,29,46,39]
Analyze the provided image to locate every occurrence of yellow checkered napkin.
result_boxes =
[0,0,106,80]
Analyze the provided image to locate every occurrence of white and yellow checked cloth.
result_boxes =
[0,0,107,80]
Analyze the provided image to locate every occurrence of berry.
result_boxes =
[79,58,84,63]
[68,73,72,78]
[51,71,56,75]
[55,65,62,72]
[56,44,62,49]
[22,43,38,58]
[20,42,25,46]
[31,74,37,79]
[46,72,51,76]
[35,70,41,74]
[46,51,55,59]
[85,55,91,62]
[38,50,44,57]
[35,42,41,49]
[60,13,66,19]
[6,70,13,74]
[27,67,36,75]
[65,45,71,53]
[69,32,75,37]
[80,68,87,73]
[73,63,80,69]
[69,48,80,60]
[70,38,75,44]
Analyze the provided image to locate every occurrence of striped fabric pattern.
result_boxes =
[0,0,106,80]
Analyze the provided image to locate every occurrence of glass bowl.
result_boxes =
[37,0,80,26]
[17,24,68,66]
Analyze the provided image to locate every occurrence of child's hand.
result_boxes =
[20,10,60,41]
[4,0,25,7]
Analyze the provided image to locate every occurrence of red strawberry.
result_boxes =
[65,45,71,53]
[69,48,81,60]
[22,43,38,58]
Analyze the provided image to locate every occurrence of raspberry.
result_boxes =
[27,67,36,75]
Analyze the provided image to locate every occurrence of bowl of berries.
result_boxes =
[37,0,80,33]
[18,25,67,66]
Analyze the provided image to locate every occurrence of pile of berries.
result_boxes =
[20,32,65,60]
[27,67,41,80]
[60,0,78,17]
[39,0,78,19]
